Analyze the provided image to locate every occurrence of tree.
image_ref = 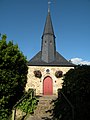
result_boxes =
[0,35,28,119]
[62,65,90,120]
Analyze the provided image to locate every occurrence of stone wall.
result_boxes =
[25,66,74,95]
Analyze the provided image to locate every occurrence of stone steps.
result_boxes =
[26,95,57,120]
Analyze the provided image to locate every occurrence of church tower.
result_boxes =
[28,10,74,66]
[41,11,56,63]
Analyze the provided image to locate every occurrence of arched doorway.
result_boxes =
[43,76,53,95]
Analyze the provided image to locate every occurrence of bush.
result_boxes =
[17,91,38,114]
[0,34,28,119]
[62,65,90,120]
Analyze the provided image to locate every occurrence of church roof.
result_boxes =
[28,51,75,66]
[28,11,75,67]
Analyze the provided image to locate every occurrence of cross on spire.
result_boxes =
[48,0,51,12]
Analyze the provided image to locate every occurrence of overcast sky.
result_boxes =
[0,0,90,65]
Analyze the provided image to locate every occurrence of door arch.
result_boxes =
[43,76,53,95]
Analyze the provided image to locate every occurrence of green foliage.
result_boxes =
[0,34,28,119]
[17,91,38,114]
[53,97,72,120]
[53,65,90,120]
[62,65,90,120]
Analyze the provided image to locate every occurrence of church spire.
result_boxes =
[41,9,56,63]
[42,0,54,36]
[42,11,54,36]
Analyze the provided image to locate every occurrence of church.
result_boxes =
[26,9,75,95]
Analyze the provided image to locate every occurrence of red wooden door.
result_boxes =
[43,76,53,95]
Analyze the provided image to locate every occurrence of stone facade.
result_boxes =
[25,66,74,95]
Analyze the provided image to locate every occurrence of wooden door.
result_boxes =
[43,76,53,95]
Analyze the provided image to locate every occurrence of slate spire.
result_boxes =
[43,11,54,36]
[41,11,56,63]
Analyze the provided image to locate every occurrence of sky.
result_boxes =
[0,0,90,65]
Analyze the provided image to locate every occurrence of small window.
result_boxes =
[46,69,50,73]
[50,41,52,44]
[45,41,46,43]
